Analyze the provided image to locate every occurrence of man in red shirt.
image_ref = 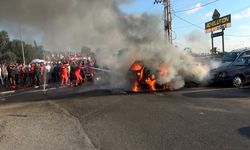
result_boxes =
[74,63,83,86]
[60,63,69,86]
[40,63,45,78]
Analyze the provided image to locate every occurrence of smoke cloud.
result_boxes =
[0,0,157,50]
[185,30,210,53]
[0,0,210,90]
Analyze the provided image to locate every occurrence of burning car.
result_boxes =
[128,61,169,92]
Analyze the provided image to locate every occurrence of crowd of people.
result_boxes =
[0,59,96,90]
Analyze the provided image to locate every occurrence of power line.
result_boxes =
[169,1,250,40]
[173,25,194,29]
[173,13,203,30]
[171,29,177,40]
[230,5,250,14]
[225,34,250,37]
[174,0,220,13]
[172,4,250,29]
[171,0,207,10]
[173,14,250,37]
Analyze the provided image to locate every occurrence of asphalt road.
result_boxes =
[0,86,250,150]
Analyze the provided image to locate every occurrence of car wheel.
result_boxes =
[233,75,244,87]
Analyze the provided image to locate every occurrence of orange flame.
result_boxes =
[145,74,156,92]
[130,61,143,71]
[129,61,169,92]
[130,61,144,92]
[132,81,140,92]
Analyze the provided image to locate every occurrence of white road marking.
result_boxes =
[0,87,59,98]
[154,93,164,96]
[189,105,230,113]
[178,88,236,94]
[0,98,6,101]
[0,90,15,95]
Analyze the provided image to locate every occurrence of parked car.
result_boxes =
[220,47,250,67]
[210,56,250,87]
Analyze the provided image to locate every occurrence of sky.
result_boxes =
[1,0,249,53]
[120,0,250,52]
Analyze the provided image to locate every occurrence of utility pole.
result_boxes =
[19,26,26,65]
[154,0,172,46]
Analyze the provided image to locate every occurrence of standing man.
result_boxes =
[8,64,16,89]
[0,64,4,87]
[60,62,69,86]
[70,61,76,85]
[14,64,19,88]
[67,62,71,85]
[74,63,83,86]
[30,64,35,87]
[2,64,8,86]
[54,63,60,83]
[34,63,41,88]
[45,63,51,85]
[40,63,45,83]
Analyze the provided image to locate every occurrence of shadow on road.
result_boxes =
[238,127,250,139]
[0,86,134,104]
[182,87,250,99]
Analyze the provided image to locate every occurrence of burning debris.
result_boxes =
[128,60,169,92]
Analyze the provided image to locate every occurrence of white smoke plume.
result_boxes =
[96,44,210,90]
[0,0,154,50]
[184,30,210,53]
[0,0,210,90]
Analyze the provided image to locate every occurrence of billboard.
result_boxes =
[205,15,231,33]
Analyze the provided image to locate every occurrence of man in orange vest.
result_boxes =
[74,63,83,86]
[60,62,69,86]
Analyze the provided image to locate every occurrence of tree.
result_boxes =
[0,30,44,64]
[0,52,17,64]
[0,30,9,51]
[24,44,43,63]
[7,40,23,63]
[6,39,43,64]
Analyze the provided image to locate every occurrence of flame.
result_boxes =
[129,61,144,92]
[145,74,156,92]
[130,61,144,71]
[129,61,169,92]
[132,81,140,92]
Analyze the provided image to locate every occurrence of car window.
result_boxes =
[232,57,250,66]
[242,51,250,56]
[222,52,240,62]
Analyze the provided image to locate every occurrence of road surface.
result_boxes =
[0,86,250,150]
